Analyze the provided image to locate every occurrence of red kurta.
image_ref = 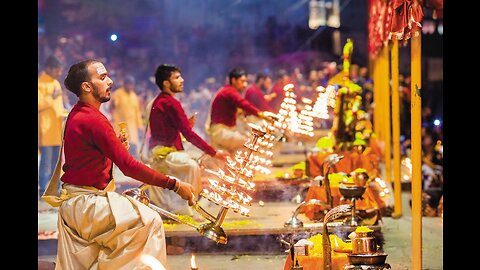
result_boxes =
[149,92,216,156]
[210,84,261,127]
[245,83,271,111]
[267,82,286,113]
[61,101,176,190]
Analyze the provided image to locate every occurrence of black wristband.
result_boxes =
[173,181,181,193]
[167,176,177,190]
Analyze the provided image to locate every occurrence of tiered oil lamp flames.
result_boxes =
[277,84,315,137]
[124,123,270,245]
[198,123,267,243]
[234,130,275,175]
[277,83,298,132]
[229,111,281,176]
[297,97,315,137]
[312,85,336,120]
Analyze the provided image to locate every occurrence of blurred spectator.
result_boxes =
[245,72,273,111]
[38,55,67,199]
[268,69,291,113]
[110,75,144,159]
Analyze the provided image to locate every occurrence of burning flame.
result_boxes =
[140,254,166,270]
[191,254,198,269]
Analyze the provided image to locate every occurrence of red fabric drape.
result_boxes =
[368,0,426,57]
[368,0,393,57]
[388,0,424,44]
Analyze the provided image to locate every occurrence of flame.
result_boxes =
[283,83,294,91]
[140,254,166,270]
[190,254,198,269]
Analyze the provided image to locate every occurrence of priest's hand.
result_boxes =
[174,180,196,206]
[264,92,277,102]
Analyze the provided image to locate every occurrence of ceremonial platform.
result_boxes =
[37,130,443,269]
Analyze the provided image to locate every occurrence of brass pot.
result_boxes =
[352,171,369,186]
[351,231,377,254]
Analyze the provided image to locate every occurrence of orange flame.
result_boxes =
[190,254,198,269]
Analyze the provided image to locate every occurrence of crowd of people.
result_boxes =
[38,34,442,268]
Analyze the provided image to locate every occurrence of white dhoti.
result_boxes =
[209,123,247,153]
[55,182,167,270]
[148,150,201,216]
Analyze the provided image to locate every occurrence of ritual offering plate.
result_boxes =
[347,253,387,265]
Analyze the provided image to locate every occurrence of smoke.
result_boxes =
[150,0,310,91]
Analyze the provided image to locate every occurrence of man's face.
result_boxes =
[87,62,113,103]
[167,71,184,93]
[232,75,247,92]
[262,77,272,91]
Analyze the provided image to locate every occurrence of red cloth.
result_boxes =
[61,101,176,190]
[368,0,393,57]
[245,83,271,111]
[268,82,287,113]
[149,93,216,156]
[389,0,424,42]
[210,84,261,127]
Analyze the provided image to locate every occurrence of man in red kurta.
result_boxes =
[208,67,268,152]
[44,59,195,269]
[267,69,292,113]
[245,73,274,112]
[146,64,228,218]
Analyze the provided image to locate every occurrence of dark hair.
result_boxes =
[228,67,246,84]
[155,64,181,90]
[255,73,269,84]
[64,59,100,97]
[276,69,288,80]
[45,55,63,69]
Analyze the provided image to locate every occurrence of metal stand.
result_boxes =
[339,184,366,226]
[343,196,362,226]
